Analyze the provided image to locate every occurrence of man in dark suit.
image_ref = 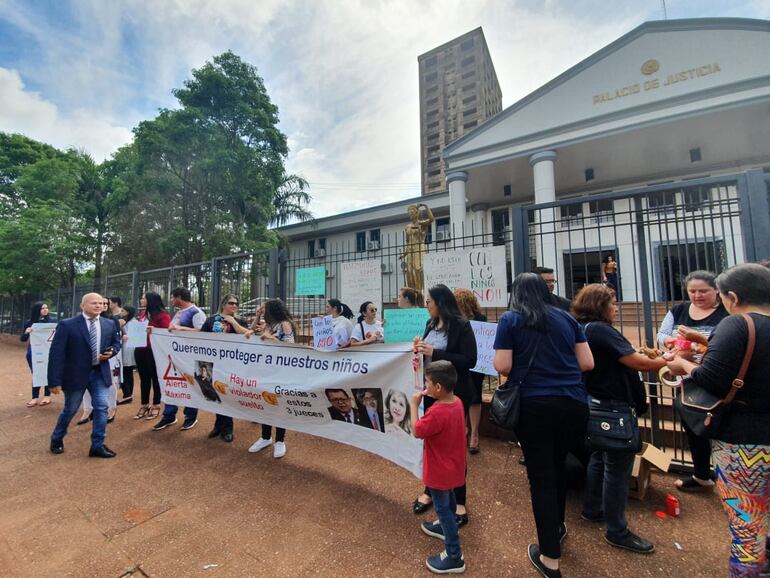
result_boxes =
[49,293,122,458]
[533,266,572,312]
[354,388,385,432]
[325,388,372,428]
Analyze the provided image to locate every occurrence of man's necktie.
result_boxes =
[372,413,380,431]
[89,317,99,365]
[344,413,351,423]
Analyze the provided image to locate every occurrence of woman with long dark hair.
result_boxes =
[667,264,770,577]
[454,288,486,454]
[493,273,594,577]
[20,301,52,407]
[412,284,477,526]
[134,292,171,421]
[249,298,297,458]
[326,298,354,348]
[398,286,424,309]
[349,301,384,346]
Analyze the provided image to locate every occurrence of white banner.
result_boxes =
[30,323,57,388]
[470,320,498,376]
[150,330,424,476]
[126,320,149,347]
[423,246,508,307]
[340,260,382,319]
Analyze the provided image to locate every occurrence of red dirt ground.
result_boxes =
[0,335,728,577]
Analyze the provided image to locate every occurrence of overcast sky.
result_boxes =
[1,0,768,217]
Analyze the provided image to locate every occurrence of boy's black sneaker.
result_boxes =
[527,544,562,578]
[152,417,177,431]
[180,418,198,431]
[421,520,445,540]
[426,551,465,574]
[605,530,655,553]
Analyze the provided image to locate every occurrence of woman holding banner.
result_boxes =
[249,298,296,458]
[349,301,384,346]
[326,299,354,348]
[412,284,477,526]
[454,288,487,454]
[21,301,52,407]
[134,292,171,421]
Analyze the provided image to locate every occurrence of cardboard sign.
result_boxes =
[312,315,337,351]
[295,266,326,296]
[384,309,430,343]
[470,320,497,375]
[423,246,508,307]
[340,260,382,320]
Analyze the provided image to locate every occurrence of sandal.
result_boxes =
[675,476,715,491]
[26,399,39,407]
[134,405,150,420]
[146,406,160,420]
[39,397,51,406]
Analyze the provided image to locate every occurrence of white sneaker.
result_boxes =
[248,438,272,453]
[273,441,286,459]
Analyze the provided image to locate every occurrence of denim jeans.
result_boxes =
[583,449,636,539]
[428,487,462,560]
[51,368,110,449]
[163,404,198,420]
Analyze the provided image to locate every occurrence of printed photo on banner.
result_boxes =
[423,246,508,307]
[193,360,220,402]
[384,388,412,438]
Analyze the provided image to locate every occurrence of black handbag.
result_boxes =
[674,314,755,438]
[489,336,541,430]
[583,322,642,453]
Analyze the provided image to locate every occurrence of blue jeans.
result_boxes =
[583,449,636,539]
[163,404,198,420]
[51,368,109,449]
[429,487,462,559]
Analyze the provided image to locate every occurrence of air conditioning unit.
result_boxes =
[367,240,380,251]
[435,230,451,242]
[313,248,326,258]
[381,262,392,274]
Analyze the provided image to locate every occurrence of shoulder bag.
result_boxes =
[489,335,541,431]
[583,322,643,453]
[674,313,756,438]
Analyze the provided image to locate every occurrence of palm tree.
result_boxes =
[271,173,313,227]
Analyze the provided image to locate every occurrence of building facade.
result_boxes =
[418,27,503,195]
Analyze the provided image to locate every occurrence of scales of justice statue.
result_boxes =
[400,203,435,294]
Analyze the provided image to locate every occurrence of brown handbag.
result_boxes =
[674,313,756,438]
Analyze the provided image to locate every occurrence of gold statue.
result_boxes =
[401,203,435,293]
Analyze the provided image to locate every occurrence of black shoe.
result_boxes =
[558,523,567,544]
[107,414,115,423]
[89,445,116,458]
[605,530,654,554]
[76,413,93,425]
[222,432,234,443]
[50,439,64,454]
[152,417,177,431]
[208,428,222,439]
[455,513,468,528]
[581,511,605,522]
[180,418,198,431]
[518,455,526,466]
[527,544,562,578]
[413,497,433,514]
[116,396,133,405]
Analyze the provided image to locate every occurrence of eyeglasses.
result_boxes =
[226,301,239,306]
[329,397,349,404]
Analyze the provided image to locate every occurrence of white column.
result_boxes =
[447,171,468,238]
[529,151,559,276]
[470,203,489,236]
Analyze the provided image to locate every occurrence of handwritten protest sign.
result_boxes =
[126,320,149,347]
[424,246,507,307]
[295,266,326,296]
[470,320,497,376]
[312,315,337,351]
[340,260,382,319]
[384,308,430,343]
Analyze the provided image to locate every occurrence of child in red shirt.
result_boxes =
[410,360,466,574]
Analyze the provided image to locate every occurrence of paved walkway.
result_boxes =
[0,335,727,577]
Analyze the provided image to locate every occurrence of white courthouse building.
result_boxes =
[279,18,770,305]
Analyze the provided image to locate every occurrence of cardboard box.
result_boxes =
[629,442,672,500]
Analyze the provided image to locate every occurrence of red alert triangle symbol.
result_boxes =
[163,355,188,383]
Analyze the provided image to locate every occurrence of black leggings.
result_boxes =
[515,395,589,559]
[682,420,713,480]
[262,425,285,442]
[134,347,161,405]
[121,366,135,398]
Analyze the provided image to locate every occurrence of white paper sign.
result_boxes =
[340,260,382,319]
[423,246,508,307]
[126,320,149,347]
[151,330,424,477]
[30,323,57,388]
[470,320,498,376]
[312,315,337,351]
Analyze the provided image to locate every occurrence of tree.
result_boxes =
[271,173,313,227]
